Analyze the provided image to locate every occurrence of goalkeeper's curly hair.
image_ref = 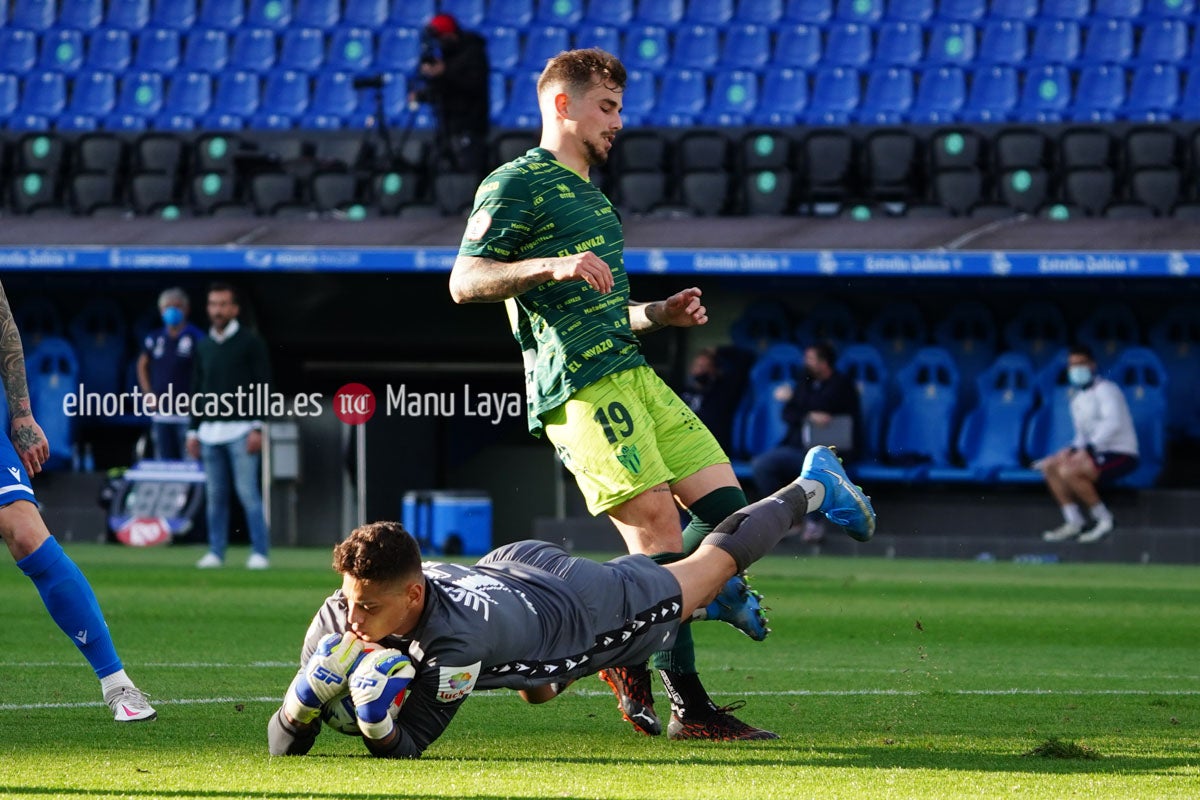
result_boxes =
[333,521,422,583]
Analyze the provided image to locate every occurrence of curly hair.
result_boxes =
[537,48,626,98]
[332,521,422,582]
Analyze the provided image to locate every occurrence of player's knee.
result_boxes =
[0,500,51,559]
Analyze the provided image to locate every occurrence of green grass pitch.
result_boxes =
[1,543,1196,799]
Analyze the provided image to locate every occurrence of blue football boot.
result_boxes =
[800,445,876,542]
[700,574,770,641]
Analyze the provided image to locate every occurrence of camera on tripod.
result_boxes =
[419,29,442,67]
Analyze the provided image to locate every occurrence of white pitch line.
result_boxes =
[4,688,1200,713]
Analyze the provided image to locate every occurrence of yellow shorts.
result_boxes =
[543,366,728,515]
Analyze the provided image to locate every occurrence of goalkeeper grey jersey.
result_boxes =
[293,541,682,757]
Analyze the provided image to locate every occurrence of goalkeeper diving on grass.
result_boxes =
[267,446,875,759]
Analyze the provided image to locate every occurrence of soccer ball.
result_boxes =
[318,644,407,736]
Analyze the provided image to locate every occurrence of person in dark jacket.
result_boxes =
[412,13,491,175]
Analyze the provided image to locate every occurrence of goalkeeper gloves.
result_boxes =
[349,648,416,740]
[283,632,364,724]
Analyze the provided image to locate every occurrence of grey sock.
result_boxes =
[701,494,798,573]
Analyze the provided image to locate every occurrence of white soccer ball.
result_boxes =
[320,689,364,736]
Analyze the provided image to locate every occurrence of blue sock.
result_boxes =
[17,538,123,679]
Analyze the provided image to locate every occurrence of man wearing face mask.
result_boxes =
[137,287,205,461]
[1040,345,1139,544]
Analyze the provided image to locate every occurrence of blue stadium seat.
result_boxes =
[15,72,66,130]
[730,299,791,355]
[1,30,38,74]
[855,346,960,481]
[978,19,1027,65]
[480,25,520,72]
[1071,64,1125,122]
[151,0,197,30]
[885,0,932,22]
[1124,64,1180,122]
[59,70,116,130]
[834,0,881,23]
[534,0,578,26]
[378,27,421,72]
[68,299,127,401]
[205,70,260,128]
[199,0,246,29]
[328,27,375,72]
[633,0,683,26]
[933,300,997,407]
[752,67,807,125]
[865,301,928,378]
[344,0,388,27]
[1018,64,1072,122]
[1108,346,1168,488]
[858,67,913,124]
[990,0,1036,18]
[909,66,966,124]
[1004,300,1067,370]
[1077,303,1141,373]
[784,0,831,22]
[39,30,85,75]
[926,21,978,66]
[646,68,705,126]
[156,71,211,129]
[107,0,151,30]
[496,70,539,128]
[937,0,985,20]
[184,29,231,73]
[1145,0,1194,15]
[106,71,164,129]
[14,297,65,352]
[672,25,720,70]
[1030,20,1080,64]
[1136,19,1189,64]
[838,343,888,465]
[619,68,654,125]
[721,24,770,69]
[1040,0,1088,18]
[87,30,133,72]
[805,66,859,125]
[875,21,923,66]
[927,352,1036,482]
[253,69,310,128]
[774,23,821,69]
[61,0,104,29]
[133,28,181,72]
[26,337,78,468]
[229,28,274,72]
[736,0,783,23]
[1181,69,1200,118]
[622,25,670,71]
[1093,0,1143,16]
[1148,304,1200,437]
[583,0,632,27]
[294,0,339,28]
[280,28,325,71]
[962,64,1017,122]
[1081,18,1133,64]
[521,26,571,71]
[303,71,356,128]
[441,0,485,27]
[998,349,1074,482]
[0,75,18,120]
[573,24,620,54]
[824,22,872,68]
[487,70,506,120]
[685,0,731,24]
[732,343,806,459]
[12,0,55,30]
[703,69,758,125]
[388,0,432,26]
[795,302,859,353]
[249,0,292,29]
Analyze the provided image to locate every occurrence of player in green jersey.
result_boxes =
[450,49,776,741]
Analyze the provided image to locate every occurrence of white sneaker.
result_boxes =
[105,685,157,722]
[1041,521,1082,542]
[246,552,270,570]
[1077,517,1114,544]
[196,552,223,568]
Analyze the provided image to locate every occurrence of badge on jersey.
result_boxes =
[436,662,481,703]
[465,209,492,241]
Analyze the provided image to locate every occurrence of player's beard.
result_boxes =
[584,138,609,168]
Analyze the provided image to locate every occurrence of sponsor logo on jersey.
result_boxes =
[437,663,480,702]
[615,444,641,475]
[465,209,492,241]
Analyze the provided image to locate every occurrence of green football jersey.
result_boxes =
[458,148,646,435]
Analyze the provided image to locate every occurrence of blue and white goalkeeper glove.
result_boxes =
[283,632,364,724]
[349,648,416,740]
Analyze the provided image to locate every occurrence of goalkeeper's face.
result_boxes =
[341,574,425,644]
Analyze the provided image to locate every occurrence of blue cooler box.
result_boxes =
[401,490,492,556]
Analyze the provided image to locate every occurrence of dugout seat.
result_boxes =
[864,301,927,379]
[26,337,78,469]
[730,343,806,462]
[14,297,64,353]
[837,343,888,464]
[1003,300,1068,371]
[730,299,792,355]
[933,300,997,408]
[1077,303,1141,373]
[68,298,128,399]
[1109,347,1169,489]
[794,301,858,352]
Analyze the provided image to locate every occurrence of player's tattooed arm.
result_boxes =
[0,281,33,423]
[450,252,615,303]
[628,301,665,334]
